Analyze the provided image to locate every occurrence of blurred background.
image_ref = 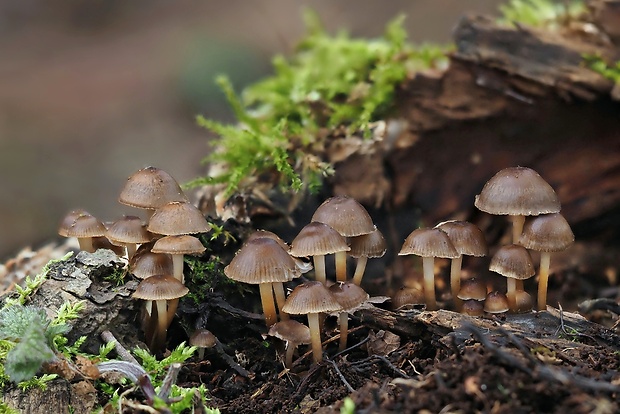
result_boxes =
[0,0,505,259]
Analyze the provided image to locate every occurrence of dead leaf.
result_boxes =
[367,330,400,356]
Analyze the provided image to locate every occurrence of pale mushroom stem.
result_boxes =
[335,251,347,282]
[155,300,168,351]
[78,237,95,253]
[285,342,297,369]
[171,254,185,283]
[259,283,278,326]
[272,282,289,321]
[352,256,368,286]
[506,278,517,312]
[511,215,526,291]
[166,298,179,328]
[307,312,323,363]
[198,348,206,360]
[125,243,138,260]
[313,255,327,284]
[537,252,552,311]
[338,312,349,351]
[450,256,463,311]
[422,256,437,311]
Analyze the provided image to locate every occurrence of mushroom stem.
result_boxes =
[338,312,349,351]
[198,348,205,360]
[166,298,179,329]
[272,282,289,321]
[511,215,525,244]
[171,254,184,283]
[335,251,347,282]
[259,283,278,326]
[422,256,437,311]
[285,342,297,369]
[506,278,517,312]
[313,255,327,284]
[125,243,138,260]
[537,252,552,311]
[154,300,168,351]
[450,256,463,311]
[307,312,323,363]
[78,237,95,253]
[352,256,368,286]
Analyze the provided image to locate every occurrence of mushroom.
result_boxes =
[398,228,458,311]
[474,166,560,244]
[267,320,311,369]
[189,329,217,359]
[289,222,349,285]
[58,209,89,237]
[391,286,425,310]
[61,212,107,253]
[484,291,510,315]
[224,238,301,326]
[132,274,189,352]
[348,227,387,286]
[312,196,375,282]
[329,282,369,351]
[119,167,188,219]
[281,281,342,363]
[147,201,211,237]
[106,215,153,259]
[435,221,487,310]
[514,289,534,313]
[518,212,574,310]
[462,300,485,316]
[489,244,535,312]
[129,245,174,280]
[246,230,313,275]
[456,277,487,302]
[151,235,206,284]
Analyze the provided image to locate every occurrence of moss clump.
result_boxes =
[584,54,620,83]
[187,9,450,196]
[498,0,585,29]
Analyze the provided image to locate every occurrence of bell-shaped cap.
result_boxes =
[462,300,485,316]
[328,282,369,311]
[311,196,375,237]
[189,329,217,349]
[129,249,174,279]
[484,291,509,314]
[119,167,188,210]
[348,227,387,259]
[289,222,349,257]
[457,277,487,301]
[391,287,425,309]
[474,166,560,216]
[518,213,574,252]
[147,201,210,236]
[63,213,107,238]
[246,230,289,251]
[224,238,301,284]
[106,216,153,245]
[435,220,488,257]
[281,281,342,314]
[152,235,205,255]
[58,209,90,237]
[132,274,189,300]
[398,228,459,259]
[489,244,535,280]
[268,320,311,345]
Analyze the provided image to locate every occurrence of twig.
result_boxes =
[101,330,140,366]
[159,363,182,401]
[325,356,354,393]
[556,304,597,343]
[213,338,249,377]
[332,334,370,359]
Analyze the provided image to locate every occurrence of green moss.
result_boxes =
[184,255,248,305]
[498,0,585,28]
[584,54,620,83]
[187,9,450,196]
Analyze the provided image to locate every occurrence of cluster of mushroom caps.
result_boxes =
[58,167,211,352]
[224,196,386,367]
[394,166,574,315]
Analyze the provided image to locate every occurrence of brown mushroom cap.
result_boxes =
[152,235,206,255]
[462,300,485,316]
[129,249,174,279]
[132,274,189,300]
[328,282,369,311]
[119,167,188,210]
[64,214,107,238]
[391,287,425,309]
[457,277,487,301]
[189,329,217,349]
[484,291,510,314]
[106,216,153,245]
[398,228,459,259]
[474,166,560,216]
[514,290,534,313]
[289,222,350,257]
[348,227,387,258]
[147,201,211,236]
[311,196,375,237]
[518,213,574,252]
[224,238,301,284]
[281,281,343,314]
[489,244,535,280]
[268,320,311,345]
[246,230,289,250]
[58,209,90,237]
[435,220,488,257]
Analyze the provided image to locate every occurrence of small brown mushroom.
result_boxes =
[398,228,458,311]
[61,213,107,253]
[462,300,485,316]
[391,286,425,310]
[281,281,342,363]
[489,244,535,312]
[151,235,206,283]
[106,215,152,259]
[189,329,217,359]
[129,245,174,280]
[329,282,369,351]
[348,227,387,286]
[147,201,211,236]
[267,320,311,369]
[484,291,510,314]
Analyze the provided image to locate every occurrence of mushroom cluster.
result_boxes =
[58,167,211,352]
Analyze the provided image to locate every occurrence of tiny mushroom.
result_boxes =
[289,222,349,285]
[129,245,174,280]
[281,281,342,363]
[489,244,535,312]
[147,201,211,237]
[106,215,153,259]
[514,289,534,313]
[391,286,425,310]
[312,196,375,282]
[132,274,189,352]
[398,228,458,311]
[462,300,485,317]
[329,282,369,351]
[61,212,107,253]
[457,277,487,302]
[268,320,311,369]
[484,291,510,314]
[58,209,89,237]
[348,227,387,286]
[189,329,217,359]
[518,212,574,310]
[225,238,301,326]
[435,221,487,310]
[151,235,206,284]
